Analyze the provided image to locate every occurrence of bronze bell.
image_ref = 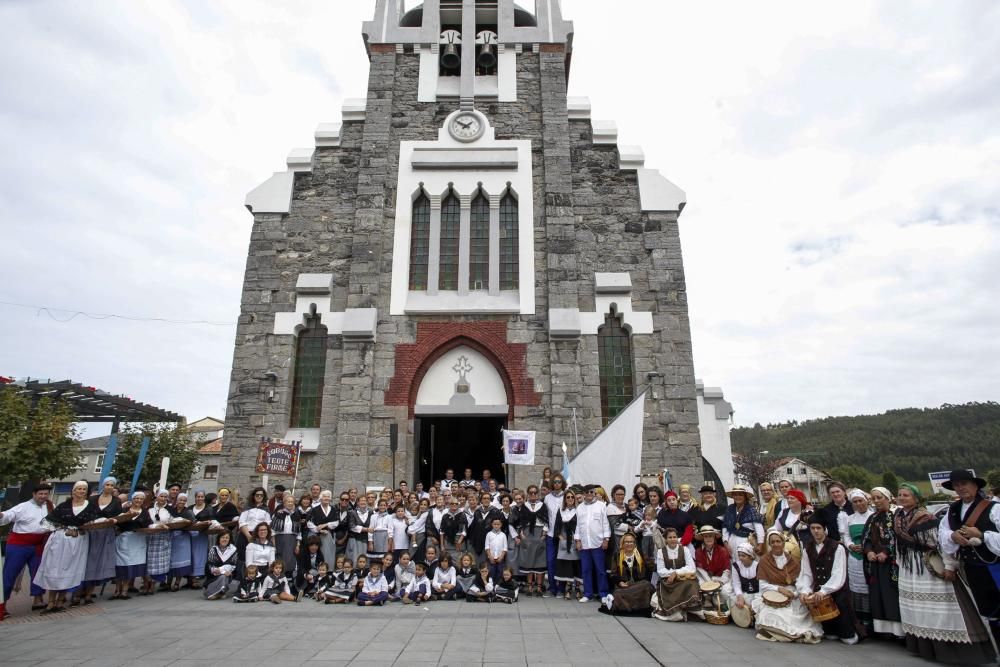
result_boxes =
[477,43,497,69]
[440,44,461,70]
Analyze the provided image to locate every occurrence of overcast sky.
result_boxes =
[2,0,998,433]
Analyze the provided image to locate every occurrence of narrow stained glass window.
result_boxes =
[469,193,489,290]
[499,192,518,289]
[439,193,460,290]
[408,194,430,290]
[290,318,328,428]
[598,311,634,425]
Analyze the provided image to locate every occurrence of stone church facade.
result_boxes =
[222,0,706,493]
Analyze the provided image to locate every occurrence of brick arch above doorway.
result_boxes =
[385,321,541,418]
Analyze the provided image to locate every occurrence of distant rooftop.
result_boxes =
[1,376,183,424]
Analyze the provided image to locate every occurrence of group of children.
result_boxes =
[232,541,519,606]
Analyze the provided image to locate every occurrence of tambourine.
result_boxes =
[924,551,947,579]
[731,603,754,628]
[762,590,791,608]
[699,580,722,593]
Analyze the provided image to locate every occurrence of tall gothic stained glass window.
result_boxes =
[598,311,634,425]
[408,193,430,290]
[290,318,328,428]
[469,193,489,290]
[499,192,518,289]
[439,193,460,290]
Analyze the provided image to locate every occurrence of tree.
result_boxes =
[0,387,81,488]
[732,451,775,493]
[110,422,200,490]
[828,464,876,492]
[881,471,900,493]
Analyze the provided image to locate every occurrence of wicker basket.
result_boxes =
[705,611,730,625]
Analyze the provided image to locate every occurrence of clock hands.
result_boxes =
[456,119,473,129]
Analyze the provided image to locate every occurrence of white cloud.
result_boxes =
[1,0,998,431]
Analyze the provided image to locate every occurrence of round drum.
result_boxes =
[924,551,946,579]
[762,590,791,608]
[731,604,754,628]
[699,580,721,593]
[806,594,840,622]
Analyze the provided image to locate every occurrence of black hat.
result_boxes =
[698,485,716,494]
[32,482,53,493]
[805,512,826,528]
[167,482,182,490]
[274,484,286,491]
[583,484,599,492]
[942,469,986,491]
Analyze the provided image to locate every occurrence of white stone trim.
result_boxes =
[617,145,645,171]
[636,168,686,212]
[284,427,320,452]
[498,47,517,102]
[591,120,618,145]
[245,171,295,214]
[390,112,534,316]
[418,44,438,102]
[286,148,314,172]
[342,98,367,122]
[315,122,342,147]
[273,273,376,341]
[547,272,654,337]
[567,96,592,120]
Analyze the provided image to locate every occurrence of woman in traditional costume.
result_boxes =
[838,489,874,635]
[759,482,779,530]
[143,490,174,595]
[554,490,582,599]
[723,484,765,557]
[602,531,654,615]
[752,528,822,643]
[862,486,904,638]
[203,531,238,600]
[308,490,339,566]
[80,476,123,604]
[730,542,761,612]
[893,483,996,664]
[695,525,733,604]
[516,485,548,595]
[775,489,812,556]
[167,493,195,591]
[111,491,148,600]
[237,487,271,557]
[652,526,701,622]
[271,493,300,576]
[656,491,694,546]
[188,489,212,589]
[34,480,97,614]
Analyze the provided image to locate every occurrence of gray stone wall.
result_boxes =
[223,45,703,495]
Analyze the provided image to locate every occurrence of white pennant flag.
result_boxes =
[502,430,536,465]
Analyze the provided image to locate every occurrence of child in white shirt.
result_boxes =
[357,561,389,606]
[402,562,431,604]
[465,564,494,603]
[325,558,357,604]
[392,552,416,601]
[484,517,508,584]
[432,554,458,600]
[388,504,411,564]
[261,561,295,604]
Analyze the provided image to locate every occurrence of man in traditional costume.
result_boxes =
[0,483,54,614]
[938,468,1000,648]
[818,481,853,541]
[798,516,859,645]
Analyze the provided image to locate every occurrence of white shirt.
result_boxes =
[485,530,508,559]
[440,478,458,490]
[797,540,847,596]
[361,574,389,595]
[432,566,456,590]
[388,516,410,547]
[0,499,50,534]
[543,491,564,534]
[370,511,391,540]
[607,503,628,536]
[938,501,1000,560]
[429,507,447,532]
[245,542,276,566]
[574,499,610,549]
[239,507,271,532]
[406,574,431,596]
[730,560,759,597]
[655,544,696,577]
[407,511,428,535]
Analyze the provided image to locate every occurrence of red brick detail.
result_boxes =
[370,43,397,54]
[385,321,541,418]
[539,44,565,53]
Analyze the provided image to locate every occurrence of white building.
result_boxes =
[696,380,735,492]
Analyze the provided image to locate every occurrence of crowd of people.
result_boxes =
[1,465,997,664]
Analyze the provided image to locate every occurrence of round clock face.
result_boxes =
[449,112,484,142]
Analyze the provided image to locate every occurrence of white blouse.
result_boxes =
[655,544,696,577]
[245,542,276,566]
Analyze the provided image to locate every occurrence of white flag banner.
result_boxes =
[502,430,536,465]
[567,392,646,493]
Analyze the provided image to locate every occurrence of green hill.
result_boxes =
[730,402,1000,481]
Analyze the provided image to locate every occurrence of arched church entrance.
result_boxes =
[412,344,511,488]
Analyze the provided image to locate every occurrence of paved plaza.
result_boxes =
[1,588,929,667]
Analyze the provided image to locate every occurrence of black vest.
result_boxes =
[806,541,843,592]
[948,498,999,565]
[738,570,760,594]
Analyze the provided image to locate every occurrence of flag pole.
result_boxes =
[291,440,302,496]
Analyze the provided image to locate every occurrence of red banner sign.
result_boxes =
[255,438,299,475]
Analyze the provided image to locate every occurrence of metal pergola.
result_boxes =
[1,377,183,425]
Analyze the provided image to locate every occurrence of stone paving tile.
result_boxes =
[0,589,934,666]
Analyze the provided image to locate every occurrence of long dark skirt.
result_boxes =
[83,526,118,585]
[275,533,297,575]
[609,580,655,614]
[868,561,903,636]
